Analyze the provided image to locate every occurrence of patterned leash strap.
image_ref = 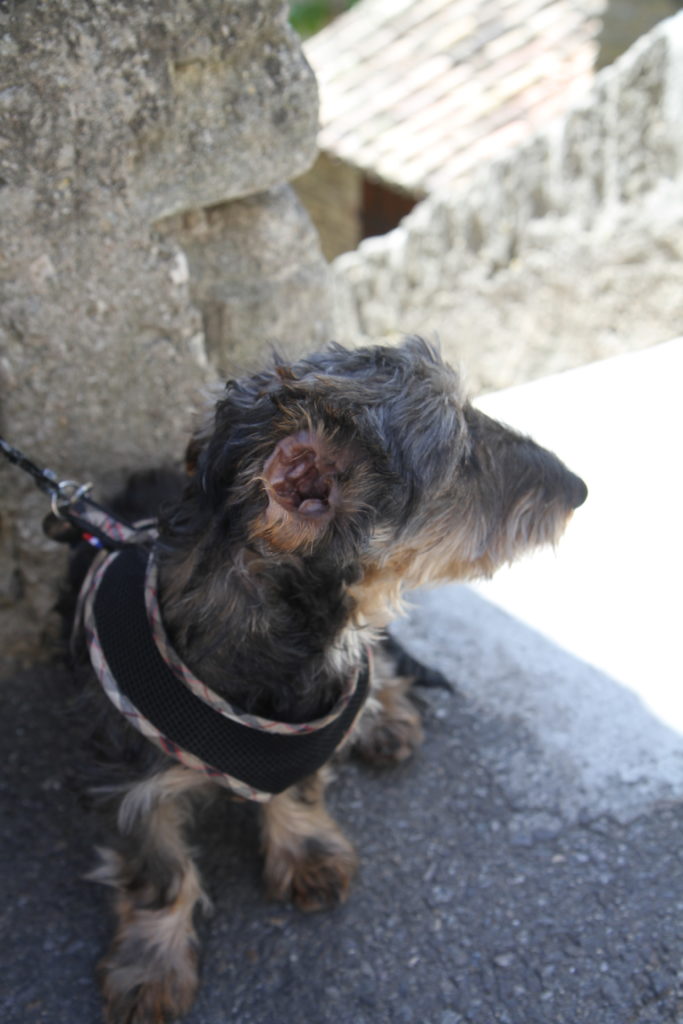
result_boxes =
[0,435,157,551]
[0,436,61,494]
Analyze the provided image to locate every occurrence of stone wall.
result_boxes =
[332,12,683,395]
[157,186,330,373]
[0,0,331,663]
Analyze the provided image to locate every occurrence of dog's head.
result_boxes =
[180,337,586,624]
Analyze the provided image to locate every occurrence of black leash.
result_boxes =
[0,436,155,551]
[0,436,64,495]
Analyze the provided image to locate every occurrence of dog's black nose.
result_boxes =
[569,473,588,509]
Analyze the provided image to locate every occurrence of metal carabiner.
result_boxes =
[50,479,94,519]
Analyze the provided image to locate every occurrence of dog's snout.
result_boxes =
[568,472,588,510]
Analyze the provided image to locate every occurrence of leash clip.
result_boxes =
[50,479,94,519]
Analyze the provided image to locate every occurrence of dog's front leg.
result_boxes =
[90,766,212,1024]
[350,645,425,766]
[260,769,357,912]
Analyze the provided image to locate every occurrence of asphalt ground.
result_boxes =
[2,654,683,1024]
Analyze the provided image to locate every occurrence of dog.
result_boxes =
[66,336,586,1023]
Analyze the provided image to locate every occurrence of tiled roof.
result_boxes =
[305,0,606,194]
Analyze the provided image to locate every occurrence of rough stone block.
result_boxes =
[613,34,676,200]
[0,0,327,661]
[158,186,331,372]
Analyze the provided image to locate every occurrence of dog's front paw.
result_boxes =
[266,832,358,912]
[100,949,199,1024]
[353,688,424,767]
[98,901,200,1024]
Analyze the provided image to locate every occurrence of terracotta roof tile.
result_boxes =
[305,0,606,193]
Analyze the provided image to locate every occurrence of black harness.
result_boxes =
[84,545,370,799]
[0,437,371,801]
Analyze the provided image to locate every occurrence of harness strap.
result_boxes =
[54,498,157,549]
[82,546,370,801]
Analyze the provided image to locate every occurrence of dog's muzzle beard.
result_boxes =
[78,542,371,801]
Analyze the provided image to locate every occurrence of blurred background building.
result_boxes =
[293,0,683,259]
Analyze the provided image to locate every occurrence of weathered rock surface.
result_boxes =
[158,186,331,373]
[0,0,329,661]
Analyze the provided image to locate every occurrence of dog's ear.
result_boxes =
[254,429,350,551]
